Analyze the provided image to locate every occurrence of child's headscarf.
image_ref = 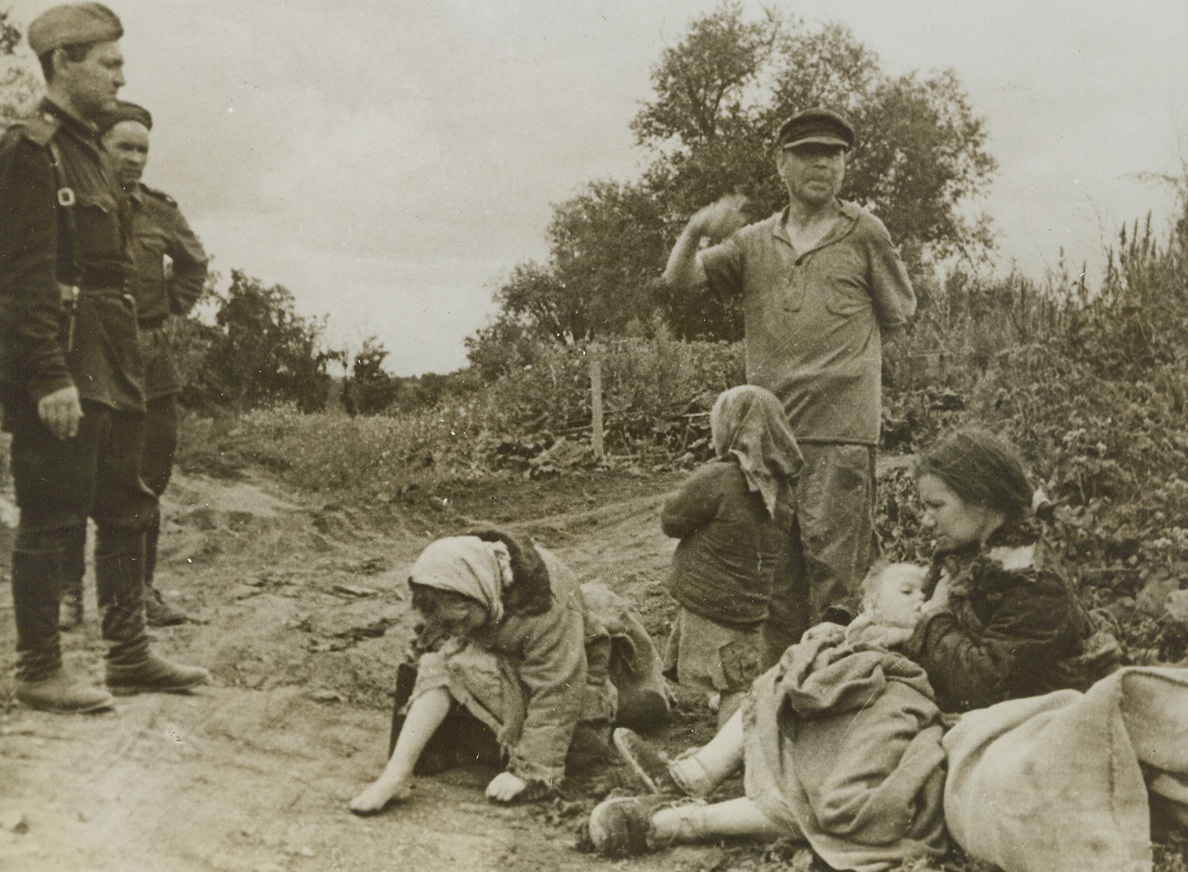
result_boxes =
[408,535,515,624]
[711,385,804,517]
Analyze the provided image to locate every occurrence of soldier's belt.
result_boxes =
[58,283,134,353]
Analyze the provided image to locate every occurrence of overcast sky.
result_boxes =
[8,0,1188,374]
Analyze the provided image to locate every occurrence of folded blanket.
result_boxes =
[943,666,1188,872]
[744,632,947,872]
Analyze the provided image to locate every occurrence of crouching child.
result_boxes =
[350,530,669,814]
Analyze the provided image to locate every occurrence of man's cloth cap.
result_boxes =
[27,3,123,55]
[777,109,855,151]
[98,100,152,133]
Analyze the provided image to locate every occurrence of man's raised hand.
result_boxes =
[690,193,748,241]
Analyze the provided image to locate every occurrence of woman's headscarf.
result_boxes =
[408,535,515,624]
[711,385,804,517]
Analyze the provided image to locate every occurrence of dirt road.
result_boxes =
[1,467,750,872]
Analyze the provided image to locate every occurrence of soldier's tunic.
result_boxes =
[1,99,142,414]
[125,182,206,400]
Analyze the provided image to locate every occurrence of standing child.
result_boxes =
[661,385,802,727]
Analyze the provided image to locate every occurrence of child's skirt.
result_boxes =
[663,607,764,696]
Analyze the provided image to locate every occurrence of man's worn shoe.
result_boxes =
[16,670,114,713]
[106,655,209,696]
[588,795,672,858]
[613,728,683,795]
[144,587,187,627]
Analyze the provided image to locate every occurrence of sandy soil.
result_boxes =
[0,466,755,872]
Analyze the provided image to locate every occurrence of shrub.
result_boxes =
[475,337,744,467]
[178,402,496,494]
[343,337,399,415]
[178,338,746,493]
[180,270,340,413]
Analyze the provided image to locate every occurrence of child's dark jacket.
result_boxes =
[903,519,1103,713]
[662,459,793,628]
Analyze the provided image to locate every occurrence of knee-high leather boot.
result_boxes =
[12,545,112,713]
[142,509,186,627]
[96,528,209,695]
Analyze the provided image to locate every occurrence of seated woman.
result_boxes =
[898,430,1183,871]
[349,530,668,814]
[589,560,947,869]
[901,428,1118,713]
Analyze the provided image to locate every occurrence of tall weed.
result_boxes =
[885,185,1188,663]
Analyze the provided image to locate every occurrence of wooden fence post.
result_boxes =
[590,343,604,460]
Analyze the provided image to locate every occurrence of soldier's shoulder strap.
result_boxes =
[0,111,81,287]
[2,111,61,147]
[141,184,178,207]
[1,112,66,185]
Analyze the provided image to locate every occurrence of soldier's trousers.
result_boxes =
[763,442,877,666]
[57,391,180,597]
[6,398,157,680]
[140,392,179,586]
[139,320,184,587]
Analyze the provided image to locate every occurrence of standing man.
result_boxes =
[0,3,208,712]
[57,100,208,629]
[663,109,916,663]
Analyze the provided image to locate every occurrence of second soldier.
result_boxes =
[58,99,209,630]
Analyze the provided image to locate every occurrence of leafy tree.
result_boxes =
[0,12,40,125]
[490,260,581,343]
[630,4,779,146]
[640,5,995,259]
[469,179,669,358]
[344,336,399,415]
[546,180,669,337]
[190,270,340,412]
[473,1,996,349]
[464,314,540,382]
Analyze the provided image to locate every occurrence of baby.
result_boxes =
[848,561,927,635]
[798,561,927,651]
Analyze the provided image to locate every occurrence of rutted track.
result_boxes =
[1,467,737,872]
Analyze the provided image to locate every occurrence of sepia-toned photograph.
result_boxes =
[2,2,1187,870]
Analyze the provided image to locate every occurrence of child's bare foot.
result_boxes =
[349,778,412,815]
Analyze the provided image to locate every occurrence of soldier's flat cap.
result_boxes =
[97,100,152,133]
[776,109,855,152]
[27,3,123,55]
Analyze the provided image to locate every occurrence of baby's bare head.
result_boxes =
[860,562,927,628]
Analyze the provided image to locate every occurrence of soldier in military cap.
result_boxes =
[53,100,210,629]
[0,3,208,712]
[663,109,917,664]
